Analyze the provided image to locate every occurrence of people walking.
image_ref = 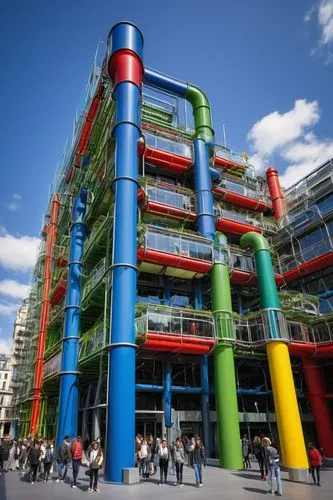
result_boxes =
[253,435,268,480]
[158,438,169,486]
[56,435,71,482]
[172,438,185,486]
[262,438,282,496]
[18,439,28,470]
[241,434,251,469]
[308,442,322,487]
[71,436,83,487]
[88,442,104,492]
[43,441,54,483]
[138,437,149,478]
[0,437,10,472]
[192,438,206,488]
[27,442,42,484]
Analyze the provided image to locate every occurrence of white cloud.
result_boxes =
[247,100,319,159]
[0,337,12,354]
[304,5,315,22]
[5,193,22,212]
[248,99,333,188]
[0,227,39,271]
[319,0,333,45]
[0,280,29,299]
[0,302,20,316]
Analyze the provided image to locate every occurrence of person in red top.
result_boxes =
[71,436,83,488]
[308,442,323,486]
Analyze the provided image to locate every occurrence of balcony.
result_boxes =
[138,180,195,223]
[213,174,272,212]
[43,350,61,379]
[82,257,107,311]
[135,304,216,354]
[79,320,105,364]
[144,132,192,173]
[83,215,108,268]
[215,205,277,236]
[137,225,213,279]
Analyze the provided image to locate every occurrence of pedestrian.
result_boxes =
[43,441,54,483]
[169,440,176,476]
[158,438,169,486]
[308,442,322,487]
[18,439,28,470]
[192,438,206,488]
[241,434,251,469]
[56,435,71,483]
[0,439,5,473]
[262,438,282,496]
[253,435,268,480]
[138,437,149,478]
[88,442,104,492]
[185,435,195,467]
[27,442,42,484]
[71,435,83,488]
[172,438,185,486]
[1,437,10,472]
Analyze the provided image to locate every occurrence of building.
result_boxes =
[0,353,12,436]
[14,22,333,484]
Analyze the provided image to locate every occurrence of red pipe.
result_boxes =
[65,84,105,184]
[141,333,215,355]
[266,166,287,220]
[137,246,212,274]
[216,218,262,236]
[145,146,191,173]
[213,186,271,212]
[301,357,333,456]
[30,194,60,434]
[289,342,333,358]
[145,201,196,222]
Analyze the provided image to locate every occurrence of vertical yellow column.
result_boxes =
[267,343,308,471]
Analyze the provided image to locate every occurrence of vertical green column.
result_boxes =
[212,234,242,469]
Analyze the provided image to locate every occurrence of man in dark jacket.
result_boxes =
[27,442,41,484]
[0,438,11,472]
[56,436,71,482]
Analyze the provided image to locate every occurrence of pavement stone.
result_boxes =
[1,463,333,499]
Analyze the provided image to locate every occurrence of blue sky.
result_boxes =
[1,0,333,351]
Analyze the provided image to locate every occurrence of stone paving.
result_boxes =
[1,462,333,499]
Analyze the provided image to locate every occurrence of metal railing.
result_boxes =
[43,350,62,379]
[135,305,215,340]
[143,225,213,262]
[142,181,195,213]
[145,131,192,158]
[79,321,105,362]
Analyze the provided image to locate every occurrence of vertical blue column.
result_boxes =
[56,188,88,449]
[195,280,211,457]
[105,22,144,483]
[164,358,172,429]
[193,139,215,241]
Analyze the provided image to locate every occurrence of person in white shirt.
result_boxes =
[88,442,104,492]
[158,439,169,486]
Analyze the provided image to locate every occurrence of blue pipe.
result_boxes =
[105,22,143,484]
[144,67,187,97]
[164,358,172,428]
[56,188,88,449]
[209,167,221,183]
[319,289,333,299]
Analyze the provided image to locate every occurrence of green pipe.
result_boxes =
[211,233,243,469]
[185,84,214,143]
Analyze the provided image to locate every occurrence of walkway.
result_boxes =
[1,463,333,499]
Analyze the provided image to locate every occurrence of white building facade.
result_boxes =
[0,353,12,436]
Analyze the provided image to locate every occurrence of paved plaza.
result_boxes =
[1,462,333,500]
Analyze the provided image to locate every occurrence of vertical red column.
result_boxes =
[302,357,333,456]
[266,166,287,220]
[30,194,60,434]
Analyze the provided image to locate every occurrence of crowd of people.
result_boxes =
[0,435,103,492]
[135,434,206,487]
[241,433,325,496]
[0,432,325,495]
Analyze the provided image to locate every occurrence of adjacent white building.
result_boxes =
[0,353,12,436]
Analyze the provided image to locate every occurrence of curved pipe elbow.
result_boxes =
[209,167,221,182]
[240,232,270,253]
[186,84,214,141]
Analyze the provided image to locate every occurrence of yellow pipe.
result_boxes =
[267,342,308,469]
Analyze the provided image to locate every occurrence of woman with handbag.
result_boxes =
[88,442,104,492]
